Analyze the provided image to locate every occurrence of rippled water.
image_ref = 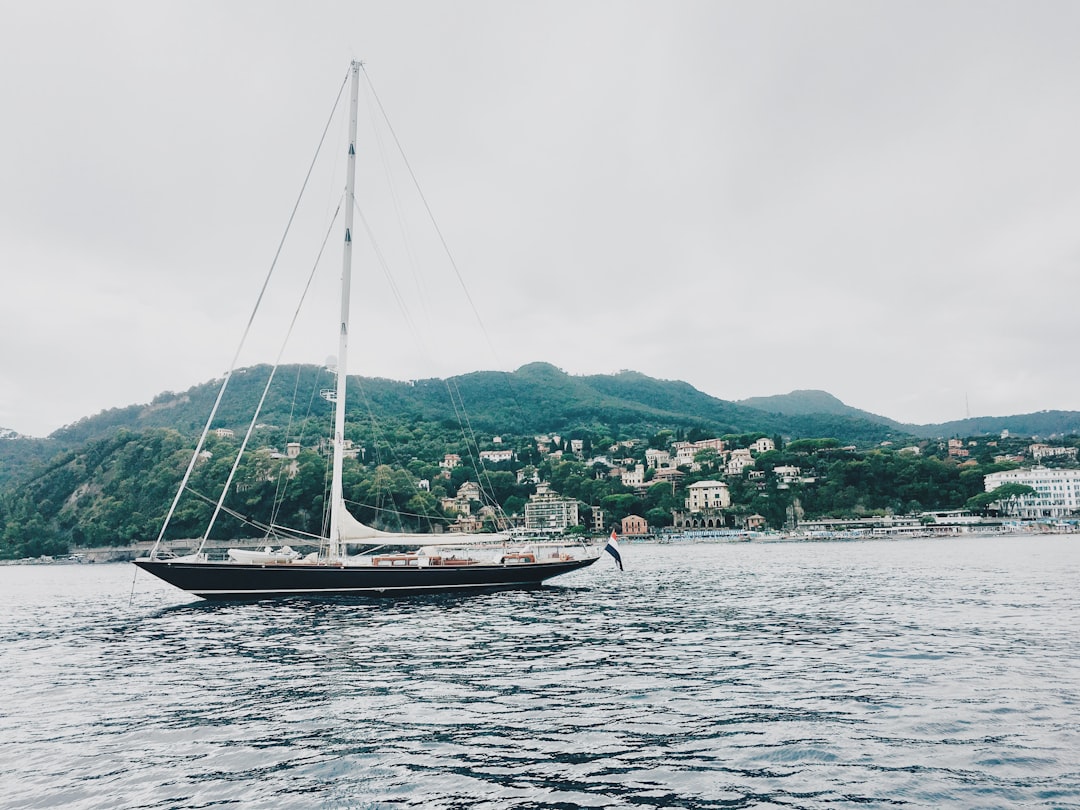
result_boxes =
[1,535,1078,809]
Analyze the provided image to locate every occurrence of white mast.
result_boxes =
[328,61,361,561]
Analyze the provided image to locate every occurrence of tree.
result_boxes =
[693,448,720,471]
[965,483,1036,515]
[601,493,639,522]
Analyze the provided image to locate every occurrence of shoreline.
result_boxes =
[3,523,1076,565]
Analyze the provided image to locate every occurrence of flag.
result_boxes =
[604,529,623,571]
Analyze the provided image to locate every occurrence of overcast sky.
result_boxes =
[2,1,1078,437]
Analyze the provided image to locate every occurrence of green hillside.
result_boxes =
[909,411,1080,440]
[2,363,1078,559]
[738,389,1080,440]
[739,389,903,428]
[39,362,913,452]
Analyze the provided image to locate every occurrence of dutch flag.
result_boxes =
[604,529,624,571]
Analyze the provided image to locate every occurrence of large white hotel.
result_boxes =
[983,467,1080,519]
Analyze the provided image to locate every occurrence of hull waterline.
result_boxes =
[134,556,600,600]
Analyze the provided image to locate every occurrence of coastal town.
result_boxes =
[419,431,1080,541]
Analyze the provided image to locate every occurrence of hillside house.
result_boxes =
[652,467,685,486]
[744,514,767,530]
[645,448,673,469]
[774,466,801,488]
[1030,443,1078,461]
[726,449,753,476]
[685,480,731,511]
[751,437,775,454]
[457,481,482,502]
[621,464,646,487]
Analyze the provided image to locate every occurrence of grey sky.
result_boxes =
[2,1,1078,437]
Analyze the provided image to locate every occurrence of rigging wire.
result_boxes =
[363,77,430,324]
[358,65,529,528]
[198,198,344,551]
[350,206,502,533]
[266,364,310,537]
[359,64,492,352]
[346,376,433,532]
[348,198,457,533]
[359,63,530,435]
[343,497,455,525]
[183,486,318,541]
[263,224,347,544]
[149,67,351,557]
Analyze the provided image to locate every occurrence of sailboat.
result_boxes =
[135,62,603,599]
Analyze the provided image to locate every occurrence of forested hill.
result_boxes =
[0,363,910,491]
[3,362,1079,558]
[911,411,1080,441]
[737,389,1080,440]
[10,364,1079,464]
[45,362,910,450]
[739,390,904,429]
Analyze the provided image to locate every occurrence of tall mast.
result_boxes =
[328,61,361,561]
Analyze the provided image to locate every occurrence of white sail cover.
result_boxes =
[334,499,511,546]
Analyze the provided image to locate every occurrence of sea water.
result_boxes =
[0,535,1077,809]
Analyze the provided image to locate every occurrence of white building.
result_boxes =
[524,487,580,531]
[726,449,753,476]
[674,444,698,467]
[773,465,801,488]
[983,467,1080,519]
[685,480,732,511]
[751,437,775,454]
[673,438,725,468]
[457,481,482,502]
[1030,444,1078,462]
[479,448,514,463]
[621,464,646,487]
[645,448,672,469]
[773,465,801,481]
[591,508,606,532]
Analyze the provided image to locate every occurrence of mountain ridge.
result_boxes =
[6,365,1080,456]
[43,362,910,447]
[739,389,901,426]
[737,388,1080,440]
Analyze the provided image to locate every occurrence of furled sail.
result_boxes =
[334,499,510,545]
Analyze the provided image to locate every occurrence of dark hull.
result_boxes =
[134,556,599,600]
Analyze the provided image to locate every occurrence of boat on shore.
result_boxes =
[135,62,603,600]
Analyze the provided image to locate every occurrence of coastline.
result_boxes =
[4,520,1075,566]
